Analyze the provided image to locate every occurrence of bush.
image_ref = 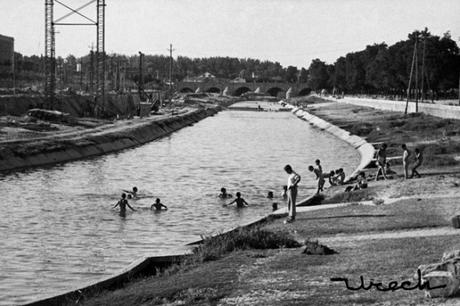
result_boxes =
[192,227,301,262]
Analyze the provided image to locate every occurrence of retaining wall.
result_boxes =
[0,107,219,172]
[289,104,375,181]
[334,97,460,120]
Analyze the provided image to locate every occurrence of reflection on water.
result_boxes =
[0,105,359,305]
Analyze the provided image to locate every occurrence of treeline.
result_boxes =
[305,29,460,98]
[3,28,459,97]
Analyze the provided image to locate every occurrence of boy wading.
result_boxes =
[284,164,301,223]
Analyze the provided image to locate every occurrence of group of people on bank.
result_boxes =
[374,143,423,181]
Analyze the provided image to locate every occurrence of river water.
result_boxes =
[0,102,359,305]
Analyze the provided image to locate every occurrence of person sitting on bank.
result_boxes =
[218,187,232,199]
[151,198,168,211]
[225,192,249,208]
[345,172,368,192]
[335,168,346,185]
[324,170,336,186]
[410,148,423,178]
[113,193,136,216]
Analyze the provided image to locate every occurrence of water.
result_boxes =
[0,103,359,305]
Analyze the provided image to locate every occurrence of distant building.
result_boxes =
[183,72,216,83]
[0,34,14,74]
[230,77,246,83]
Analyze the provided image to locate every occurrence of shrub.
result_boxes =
[192,227,301,262]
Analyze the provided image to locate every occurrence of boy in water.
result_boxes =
[218,187,232,199]
[123,186,138,198]
[284,164,301,223]
[226,192,249,208]
[151,198,168,211]
[281,185,288,200]
[410,148,423,178]
[375,143,388,181]
[402,144,411,179]
[113,193,136,216]
[308,165,325,194]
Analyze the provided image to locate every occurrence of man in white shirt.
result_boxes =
[284,164,301,223]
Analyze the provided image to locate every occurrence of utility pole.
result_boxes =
[421,33,426,103]
[415,35,419,113]
[405,37,418,115]
[168,43,175,103]
[138,51,144,98]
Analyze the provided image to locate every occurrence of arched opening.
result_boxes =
[233,87,251,96]
[206,87,221,94]
[298,88,312,96]
[267,87,285,97]
[179,87,194,93]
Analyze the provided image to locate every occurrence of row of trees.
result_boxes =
[305,29,460,97]
[3,28,459,97]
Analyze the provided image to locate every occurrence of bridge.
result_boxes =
[176,80,311,97]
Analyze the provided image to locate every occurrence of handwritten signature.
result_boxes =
[330,269,447,292]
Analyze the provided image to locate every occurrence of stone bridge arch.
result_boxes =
[205,87,221,94]
[298,88,312,96]
[233,86,252,96]
[266,87,285,97]
[179,87,194,93]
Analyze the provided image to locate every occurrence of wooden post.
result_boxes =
[405,38,417,115]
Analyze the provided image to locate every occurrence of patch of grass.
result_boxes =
[192,227,301,262]
[265,197,452,237]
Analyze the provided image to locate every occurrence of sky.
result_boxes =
[1,0,460,68]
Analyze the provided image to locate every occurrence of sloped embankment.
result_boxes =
[0,107,220,172]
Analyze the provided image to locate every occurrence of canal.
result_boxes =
[0,102,359,305]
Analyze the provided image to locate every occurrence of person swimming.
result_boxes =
[218,187,232,199]
[151,198,168,211]
[225,192,248,208]
[123,186,138,198]
[267,191,274,199]
[113,193,136,216]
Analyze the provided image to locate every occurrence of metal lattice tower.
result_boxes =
[44,0,105,114]
[96,0,106,113]
[44,0,56,108]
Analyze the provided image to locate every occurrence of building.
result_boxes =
[0,34,14,74]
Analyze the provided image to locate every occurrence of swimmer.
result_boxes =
[218,187,232,199]
[113,193,136,216]
[151,198,168,211]
[123,186,138,198]
[225,192,248,208]
[267,191,274,199]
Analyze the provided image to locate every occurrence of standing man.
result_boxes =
[401,144,411,179]
[375,143,388,181]
[284,164,301,223]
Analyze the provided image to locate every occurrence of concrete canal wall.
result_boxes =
[0,107,220,172]
[333,97,460,120]
[289,104,375,181]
